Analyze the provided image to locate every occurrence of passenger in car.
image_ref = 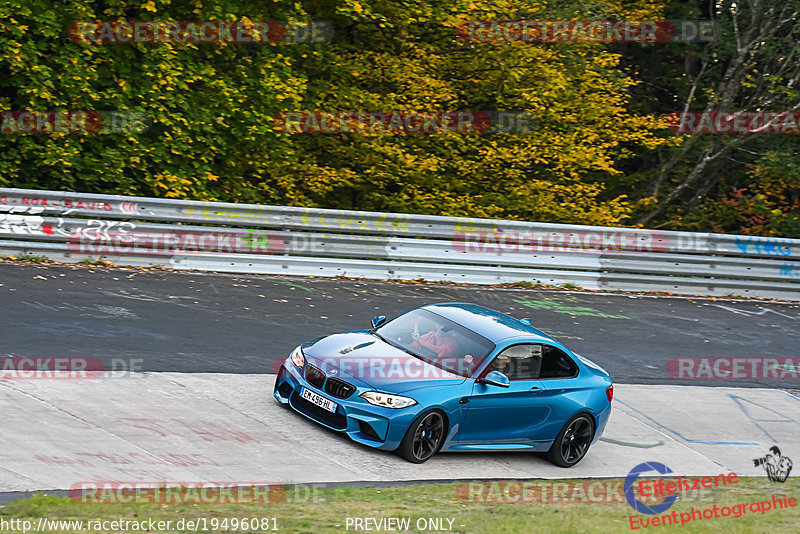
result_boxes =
[411,322,459,358]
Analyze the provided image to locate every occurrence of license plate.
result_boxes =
[300,387,338,413]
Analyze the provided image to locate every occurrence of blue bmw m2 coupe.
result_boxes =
[274,303,613,465]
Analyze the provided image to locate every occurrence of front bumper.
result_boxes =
[273,357,421,451]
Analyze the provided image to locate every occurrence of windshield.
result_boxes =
[375,308,495,377]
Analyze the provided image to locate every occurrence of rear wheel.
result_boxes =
[546,414,594,467]
[396,410,446,463]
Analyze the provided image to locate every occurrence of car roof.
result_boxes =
[422,302,557,345]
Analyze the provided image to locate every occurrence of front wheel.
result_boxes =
[546,413,595,467]
[396,410,446,463]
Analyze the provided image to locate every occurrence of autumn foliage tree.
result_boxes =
[8,0,771,230]
[623,0,800,235]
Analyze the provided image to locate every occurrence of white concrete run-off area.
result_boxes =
[0,373,798,492]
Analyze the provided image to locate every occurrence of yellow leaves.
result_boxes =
[0,0,679,230]
[151,171,200,199]
[638,196,658,208]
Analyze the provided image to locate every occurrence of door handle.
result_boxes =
[529,386,541,393]
[459,397,469,404]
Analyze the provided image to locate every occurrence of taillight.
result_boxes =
[606,385,614,402]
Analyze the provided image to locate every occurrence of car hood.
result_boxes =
[302,331,466,394]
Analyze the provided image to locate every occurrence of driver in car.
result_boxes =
[492,355,512,375]
[411,321,458,359]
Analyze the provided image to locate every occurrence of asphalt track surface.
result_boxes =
[1,261,799,388]
[1,261,800,497]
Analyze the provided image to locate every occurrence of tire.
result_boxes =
[396,410,447,463]
[546,413,595,467]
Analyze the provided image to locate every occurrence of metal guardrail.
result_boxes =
[1,187,799,299]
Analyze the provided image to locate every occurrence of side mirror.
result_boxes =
[479,370,511,388]
[519,318,532,326]
[371,315,387,329]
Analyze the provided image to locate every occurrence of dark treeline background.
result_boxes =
[1,0,798,236]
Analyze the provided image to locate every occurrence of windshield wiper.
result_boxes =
[371,331,400,349]
[371,331,429,362]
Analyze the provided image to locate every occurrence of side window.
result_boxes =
[489,344,542,381]
[539,345,578,379]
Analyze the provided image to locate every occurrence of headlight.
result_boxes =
[290,346,304,368]
[360,391,417,409]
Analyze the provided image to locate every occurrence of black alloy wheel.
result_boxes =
[547,414,594,467]
[397,410,446,463]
